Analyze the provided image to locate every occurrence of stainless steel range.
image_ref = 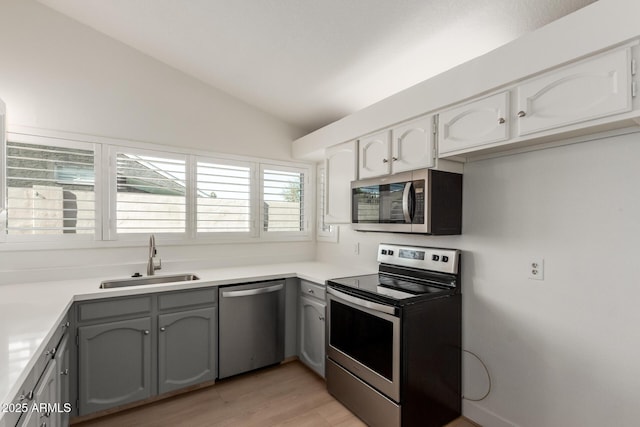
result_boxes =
[326,243,462,427]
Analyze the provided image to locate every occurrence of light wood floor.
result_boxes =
[73,361,479,427]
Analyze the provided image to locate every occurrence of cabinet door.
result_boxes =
[299,296,326,377]
[78,317,152,415]
[55,335,70,427]
[324,140,357,224]
[158,307,217,394]
[358,130,391,179]
[516,47,632,137]
[391,116,435,172]
[438,91,510,155]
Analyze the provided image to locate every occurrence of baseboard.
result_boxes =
[463,400,520,427]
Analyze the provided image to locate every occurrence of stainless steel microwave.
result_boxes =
[351,169,462,234]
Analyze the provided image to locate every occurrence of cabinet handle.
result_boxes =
[44,347,56,357]
[160,327,166,332]
[19,391,34,401]
[382,158,389,163]
[498,117,506,124]
[60,369,69,376]
[143,330,150,335]
[319,316,325,321]
[517,110,526,118]
[392,157,398,161]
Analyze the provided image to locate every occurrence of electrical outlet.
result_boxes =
[353,242,360,255]
[528,258,544,280]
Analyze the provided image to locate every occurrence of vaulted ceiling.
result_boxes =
[37,0,597,134]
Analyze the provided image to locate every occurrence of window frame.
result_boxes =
[194,156,258,240]
[316,163,338,243]
[105,145,189,241]
[1,127,314,248]
[3,132,102,242]
[259,163,313,241]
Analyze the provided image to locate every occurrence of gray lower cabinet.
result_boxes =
[158,307,217,394]
[78,317,153,415]
[12,316,69,427]
[74,288,218,418]
[298,280,326,377]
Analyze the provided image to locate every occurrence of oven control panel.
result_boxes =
[377,243,460,274]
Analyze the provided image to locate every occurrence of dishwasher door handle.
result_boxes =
[222,283,284,298]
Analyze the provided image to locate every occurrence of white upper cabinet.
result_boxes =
[516,47,633,136]
[358,130,391,178]
[358,116,435,178]
[324,140,357,224]
[391,115,435,173]
[438,91,510,155]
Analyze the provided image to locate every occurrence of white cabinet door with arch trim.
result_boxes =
[438,91,510,155]
[358,130,390,179]
[391,115,435,173]
[516,47,633,137]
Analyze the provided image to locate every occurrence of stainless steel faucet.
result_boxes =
[146,234,161,276]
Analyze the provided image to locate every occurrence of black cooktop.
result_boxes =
[327,272,455,306]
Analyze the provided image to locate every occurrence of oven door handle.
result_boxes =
[327,288,397,316]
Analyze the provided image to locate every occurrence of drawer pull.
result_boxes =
[307,289,315,294]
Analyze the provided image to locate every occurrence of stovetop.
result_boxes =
[327,243,461,307]
[327,272,456,307]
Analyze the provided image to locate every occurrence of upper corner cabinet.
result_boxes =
[515,47,633,137]
[358,116,435,179]
[438,91,510,156]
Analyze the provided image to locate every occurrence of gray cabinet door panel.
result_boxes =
[78,317,152,415]
[299,295,326,377]
[158,307,217,394]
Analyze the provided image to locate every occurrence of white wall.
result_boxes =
[317,131,640,426]
[0,0,314,282]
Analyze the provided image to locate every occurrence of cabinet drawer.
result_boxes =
[158,287,217,311]
[78,296,152,322]
[300,280,325,301]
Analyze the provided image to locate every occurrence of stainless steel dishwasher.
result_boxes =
[218,280,285,379]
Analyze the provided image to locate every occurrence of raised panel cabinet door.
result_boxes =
[299,296,326,377]
[18,361,58,427]
[55,334,70,427]
[78,317,152,416]
[391,115,435,172]
[158,307,217,395]
[438,91,510,155]
[358,130,391,179]
[324,140,357,224]
[516,47,633,137]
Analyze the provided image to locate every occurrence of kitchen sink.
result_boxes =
[99,273,200,289]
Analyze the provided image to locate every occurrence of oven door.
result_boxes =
[326,287,401,402]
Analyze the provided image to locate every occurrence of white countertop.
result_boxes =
[0,261,373,419]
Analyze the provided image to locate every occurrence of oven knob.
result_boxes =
[388,250,394,256]
[381,249,388,255]
[442,256,449,262]
[432,255,440,261]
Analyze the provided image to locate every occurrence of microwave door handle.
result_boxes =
[402,182,413,223]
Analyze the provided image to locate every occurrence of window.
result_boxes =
[4,138,97,238]
[113,150,186,235]
[2,129,313,245]
[261,165,309,235]
[316,164,338,242]
[196,159,255,235]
